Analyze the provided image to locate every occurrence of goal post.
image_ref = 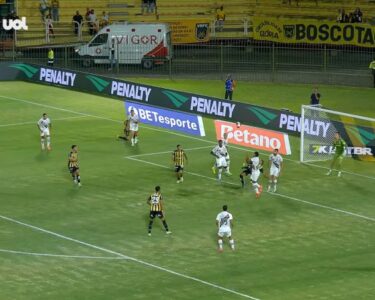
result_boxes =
[300,105,375,164]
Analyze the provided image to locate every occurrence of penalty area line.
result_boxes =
[127,156,375,223]
[0,215,259,300]
[0,248,124,260]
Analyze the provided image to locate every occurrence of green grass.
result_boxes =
[0,80,374,300]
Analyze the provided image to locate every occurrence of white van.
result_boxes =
[75,22,172,69]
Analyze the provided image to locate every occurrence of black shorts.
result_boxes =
[69,166,79,174]
[175,165,184,172]
[241,167,251,175]
[150,211,164,219]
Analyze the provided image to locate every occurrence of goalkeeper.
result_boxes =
[326,132,346,177]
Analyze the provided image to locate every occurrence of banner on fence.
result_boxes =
[252,17,375,48]
[166,19,210,44]
[215,120,292,155]
[1,61,373,155]
[125,101,206,136]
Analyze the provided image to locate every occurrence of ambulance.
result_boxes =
[75,22,172,69]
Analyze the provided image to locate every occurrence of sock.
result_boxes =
[240,175,244,186]
[226,161,230,172]
[46,136,51,147]
[274,179,277,189]
[135,137,138,143]
[77,175,81,183]
[253,183,259,193]
[72,174,76,181]
[162,220,169,232]
[131,138,135,145]
[218,239,223,250]
[218,169,222,180]
[148,220,153,233]
[229,239,235,250]
[268,180,272,189]
[41,139,45,149]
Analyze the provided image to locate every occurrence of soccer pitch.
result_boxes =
[0,80,374,300]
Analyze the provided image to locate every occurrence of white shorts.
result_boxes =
[251,170,260,182]
[270,167,280,177]
[129,123,138,132]
[216,157,227,168]
[218,228,232,238]
[40,128,50,137]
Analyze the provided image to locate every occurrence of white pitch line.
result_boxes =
[126,156,239,187]
[0,115,88,128]
[270,193,375,223]
[126,145,213,158]
[0,215,259,300]
[2,94,374,181]
[0,248,124,260]
[1,94,374,181]
[127,156,375,223]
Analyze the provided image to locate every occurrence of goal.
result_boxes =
[300,105,375,164]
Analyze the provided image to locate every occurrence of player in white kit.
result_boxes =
[268,148,283,192]
[250,152,263,198]
[216,205,235,252]
[212,132,232,176]
[211,140,228,181]
[37,113,51,151]
[126,109,139,146]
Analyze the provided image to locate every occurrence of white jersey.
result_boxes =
[128,114,139,131]
[212,145,228,158]
[269,154,283,169]
[251,156,261,170]
[37,117,51,131]
[216,211,233,232]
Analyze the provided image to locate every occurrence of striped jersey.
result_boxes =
[149,192,163,212]
[173,149,185,166]
[68,151,79,168]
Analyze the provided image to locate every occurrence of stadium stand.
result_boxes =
[11,0,375,46]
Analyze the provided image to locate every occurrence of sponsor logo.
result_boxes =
[196,23,209,40]
[283,25,295,39]
[215,120,291,155]
[254,20,282,39]
[346,126,375,145]
[190,97,235,118]
[309,145,373,156]
[111,80,151,101]
[39,68,76,86]
[2,17,28,31]
[279,113,331,137]
[9,63,38,78]
[248,106,277,125]
[162,90,189,108]
[294,24,374,46]
[125,101,205,136]
[86,75,110,92]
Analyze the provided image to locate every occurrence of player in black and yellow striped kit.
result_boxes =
[172,144,188,183]
[147,186,171,236]
[68,145,81,187]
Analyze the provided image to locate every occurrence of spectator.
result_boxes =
[216,6,225,32]
[39,0,49,21]
[337,8,349,23]
[88,9,98,35]
[369,59,375,88]
[141,0,149,15]
[85,7,91,22]
[45,14,54,39]
[100,11,109,28]
[51,0,59,22]
[353,8,363,23]
[72,10,83,35]
[224,74,236,100]
[47,48,54,66]
[149,0,156,14]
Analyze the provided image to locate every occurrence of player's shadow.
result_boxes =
[34,151,50,162]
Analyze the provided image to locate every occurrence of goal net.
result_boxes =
[300,105,375,168]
